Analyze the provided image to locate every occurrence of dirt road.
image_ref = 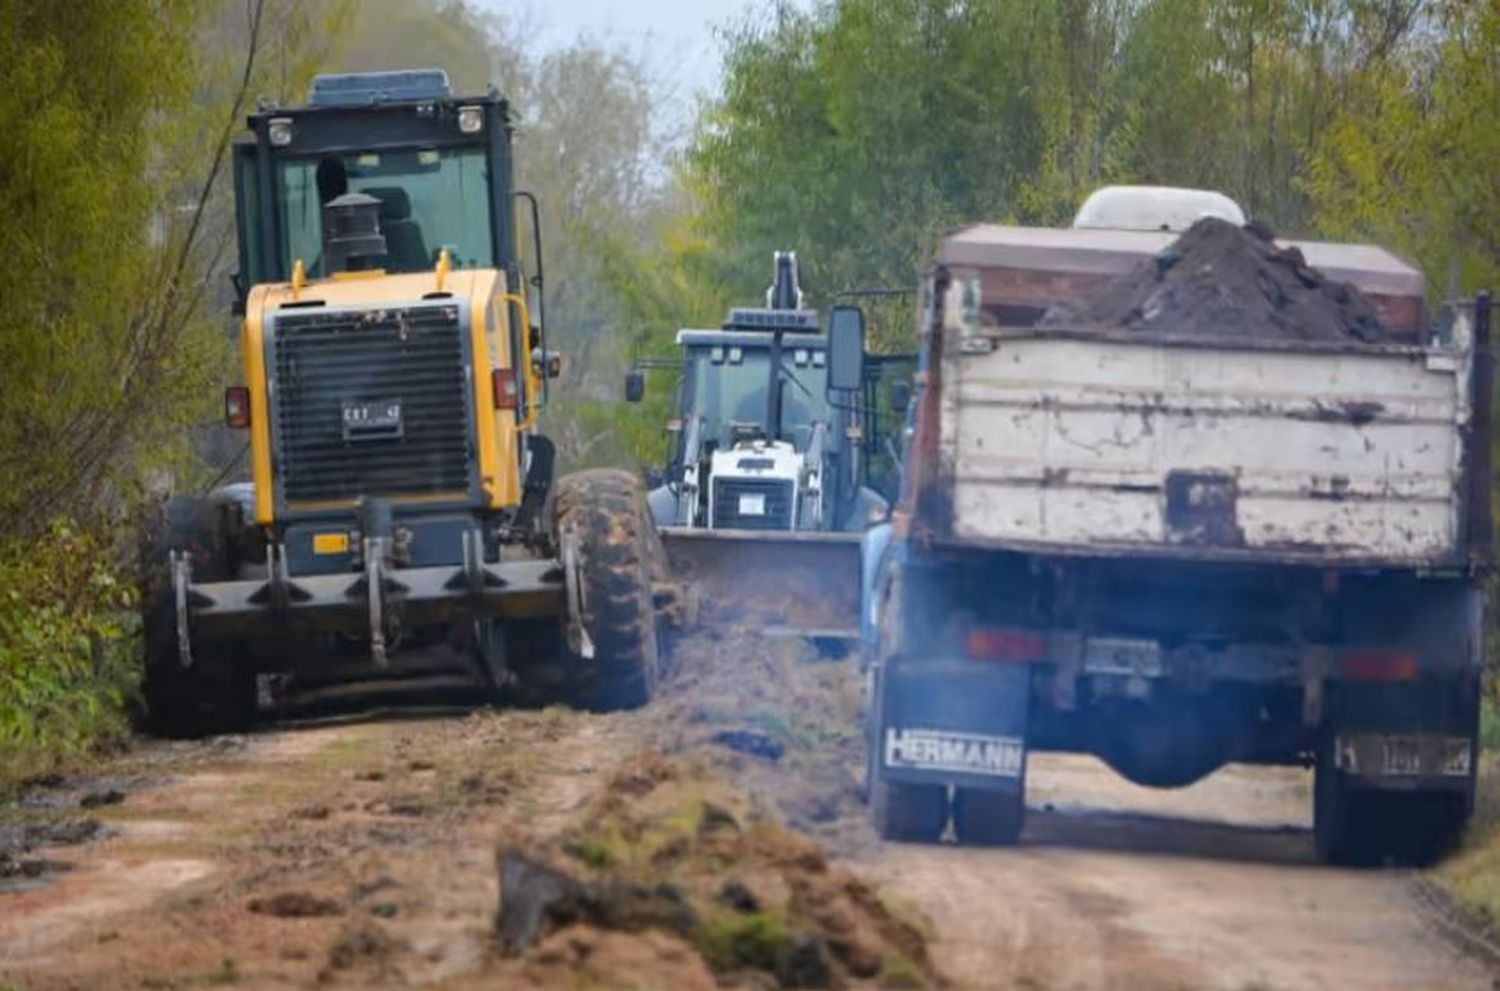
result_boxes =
[2,642,1495,990]
[872,756,1494,990]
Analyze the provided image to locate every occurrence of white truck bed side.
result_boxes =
[936,295,1474,566]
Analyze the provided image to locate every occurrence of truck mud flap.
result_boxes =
[660,527,861,640]
[877,656,1030,792]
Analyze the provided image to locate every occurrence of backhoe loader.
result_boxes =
[625,254,914,643]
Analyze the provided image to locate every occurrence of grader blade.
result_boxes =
[660,528,862,640]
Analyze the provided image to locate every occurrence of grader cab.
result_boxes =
[139,70,664,736]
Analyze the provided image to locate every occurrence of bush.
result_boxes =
[0,522,139,792]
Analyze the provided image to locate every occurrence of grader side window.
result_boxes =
[277,147,493,276]
[231,143,267,294]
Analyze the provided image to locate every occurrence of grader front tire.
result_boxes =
[554,470,663,712]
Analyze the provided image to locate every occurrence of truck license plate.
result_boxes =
[342,400,403,441]
[738,493,767,516]
[884,727,1024,778]
[1335,733,1472,777]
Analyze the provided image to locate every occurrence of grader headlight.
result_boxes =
[267,117,294,146]
[457,105,484,134]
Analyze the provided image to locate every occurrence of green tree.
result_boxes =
[1305,0,1500,295]
[0,0,210,536]
[685,0,1457,316]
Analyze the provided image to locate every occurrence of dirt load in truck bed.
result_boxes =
[1039,217,1393,344]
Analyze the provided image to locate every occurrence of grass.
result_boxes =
[696,910,794,973]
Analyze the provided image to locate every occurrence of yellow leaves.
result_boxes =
[1305,1,1500,298]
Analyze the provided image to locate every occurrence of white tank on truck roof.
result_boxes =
[1072,185,1246,232]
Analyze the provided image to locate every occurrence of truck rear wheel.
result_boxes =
[952,786,1024,846]
[139,496,256,739]
[871,779,948,843]
[553,470,663,712]
[1314,733,1468,866]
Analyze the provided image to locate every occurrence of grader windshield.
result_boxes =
[277,147,494,276]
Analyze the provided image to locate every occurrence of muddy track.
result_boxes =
[1,644,1496,990]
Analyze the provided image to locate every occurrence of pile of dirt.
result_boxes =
[1040,216,1389,343]
[494,753,940,989]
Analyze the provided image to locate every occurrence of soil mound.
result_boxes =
[496,753,941,989]
[1040,216,1388,343]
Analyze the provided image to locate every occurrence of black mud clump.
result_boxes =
[1041,216,1389,344]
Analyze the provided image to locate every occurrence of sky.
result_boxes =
[480,0,795,122]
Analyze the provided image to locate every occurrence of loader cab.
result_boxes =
[231,69,520,305]
[676,327,838,457]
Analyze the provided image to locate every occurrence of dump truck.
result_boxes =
[857,185,1492,865]
[626,253,912,641]
[139,70,665,736]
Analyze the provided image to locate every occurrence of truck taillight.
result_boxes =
[1338,651,1418,682]
[493,369,518,410]
[965,627,1046,663]
[224,386,250,429]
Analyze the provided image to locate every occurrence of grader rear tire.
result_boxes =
[553,470,663,712]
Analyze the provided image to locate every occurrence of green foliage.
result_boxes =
[0,0,349,781]
[1305,0,1500,297]
[0,0,352,536]
[685,0,1481,322]
[1482,696,1500,752]
[696,910,795,974]
[0,0,214,536]
[0,526,138,793]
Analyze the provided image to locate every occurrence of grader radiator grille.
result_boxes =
[272,305,473,503]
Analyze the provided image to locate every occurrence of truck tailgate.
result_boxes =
[942,330,1472,565]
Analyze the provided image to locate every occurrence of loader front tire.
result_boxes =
[139,496,256,739]
[554,470,663,712]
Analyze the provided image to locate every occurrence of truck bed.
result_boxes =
[933,322,1476,568]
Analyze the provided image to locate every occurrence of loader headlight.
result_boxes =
[267,117,294,147]
[457,105,484,134]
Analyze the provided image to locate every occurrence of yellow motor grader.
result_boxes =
[140,70,664,736]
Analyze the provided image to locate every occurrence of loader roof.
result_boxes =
[676,329,827,349]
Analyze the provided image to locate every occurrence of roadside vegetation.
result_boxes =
[0,0,339,791]
[1437,703,1500,928]
[2,0,1499,853]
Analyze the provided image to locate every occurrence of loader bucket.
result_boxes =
[660,527,862,640]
